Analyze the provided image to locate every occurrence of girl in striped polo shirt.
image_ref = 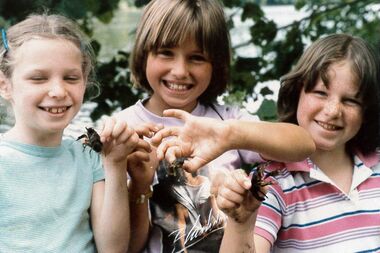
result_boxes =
[217,34,380,252]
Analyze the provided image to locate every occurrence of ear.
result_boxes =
[0,71,12,100]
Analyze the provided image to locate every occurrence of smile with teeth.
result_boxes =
[316,121,342,131]
[42,106,69,114]
[164,81,191,91]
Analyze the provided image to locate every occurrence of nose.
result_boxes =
[324,98,342,118]
[171,57,189,79]
[48,80,67,99]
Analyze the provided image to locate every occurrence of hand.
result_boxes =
[216,169,263,223]
[151,109,230,173]
[99,117,150,169]
[127,123,162,188]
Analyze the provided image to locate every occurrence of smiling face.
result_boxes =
[0,38,86,145]
[144,36,213,115]
[296,61,363,153]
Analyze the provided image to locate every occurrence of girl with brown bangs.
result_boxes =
[116,0,314,252]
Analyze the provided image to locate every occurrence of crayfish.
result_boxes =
[242,162,278,201]
[77,127,103,153]
[164,157,188,184]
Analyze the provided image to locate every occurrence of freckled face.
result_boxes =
[296,61,363,153]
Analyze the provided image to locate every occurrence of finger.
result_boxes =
[150,127,180,146]
[182,157,207,173]
[113,126,135,146]
[100,116,116,142]
[111,120,128,139]
[128,150,150,162]
[135,123,163,138]
[218,184,246,206]
[135,138,152,153]
[162,109,191,121]
[163,146,184,163]
[231,169,252,190]
[224,172,249,195]
[156,139,182,160]
[216,194,240,210]
[210,170,229,196]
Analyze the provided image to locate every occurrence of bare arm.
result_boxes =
[127,123,162,253]
[91,117,151,253]
[152,109,315,172]
[225,119,314,161]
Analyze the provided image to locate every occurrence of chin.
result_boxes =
[316,143,340,152]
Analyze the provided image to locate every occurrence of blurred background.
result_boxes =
[0,0,379,136]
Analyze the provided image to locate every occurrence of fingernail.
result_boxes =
[244,180,251,189]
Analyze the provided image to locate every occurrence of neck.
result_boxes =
[310,148,355,194]
[4,126,63,147]
[144,96,198,116]
[310,148,353,173]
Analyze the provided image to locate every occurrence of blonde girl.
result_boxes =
[0,13,150,252]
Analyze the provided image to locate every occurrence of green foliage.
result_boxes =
[0,0,379,124]
[89,51,145,120]
[256,99,277,121]
[0,0,119,22]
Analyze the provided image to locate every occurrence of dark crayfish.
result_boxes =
[242,162,278,201]
[165,157,188,184]
[77,127,103,153]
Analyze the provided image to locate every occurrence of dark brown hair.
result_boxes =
[278,34,380,154]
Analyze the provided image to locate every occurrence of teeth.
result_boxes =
[44,107,68,114]
[166,82,189,91]
[317,121,340,130]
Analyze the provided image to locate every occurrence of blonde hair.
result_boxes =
[0,13,98,95]
[130,0,231,104]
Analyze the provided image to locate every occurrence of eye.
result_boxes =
[64,75,82,84]
[312,89,327,97]
[344,97,362,106]
[190,54,208,63]
[29,76,47,83]
[157,49,173,57]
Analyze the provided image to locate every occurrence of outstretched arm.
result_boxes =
[152,109,315,172]
[90,117,151,253]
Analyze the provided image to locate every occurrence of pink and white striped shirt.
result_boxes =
[255,152,380,253]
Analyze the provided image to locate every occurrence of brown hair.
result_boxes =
[130,0,231,104]
[278,34,380,154]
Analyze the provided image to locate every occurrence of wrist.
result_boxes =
[129,184,153,204]
[228,209,258,232]
[224,119,241,150]
[128,179,153,193]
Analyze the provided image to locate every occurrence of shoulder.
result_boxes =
[203,103,259,121]
[114,100,149,127]
[62,138,101,162]
[62,138,104,181]
[115,102,140,119]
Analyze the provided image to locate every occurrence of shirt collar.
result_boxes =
[266,151,379,172]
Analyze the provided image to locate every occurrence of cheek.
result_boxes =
[347,108,363,132]
[69,84,86,104]
[146,54,161,74]
[296,93,309,125]
[194,64,213,90]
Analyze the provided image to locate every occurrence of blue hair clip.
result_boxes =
[2,28,9,51]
